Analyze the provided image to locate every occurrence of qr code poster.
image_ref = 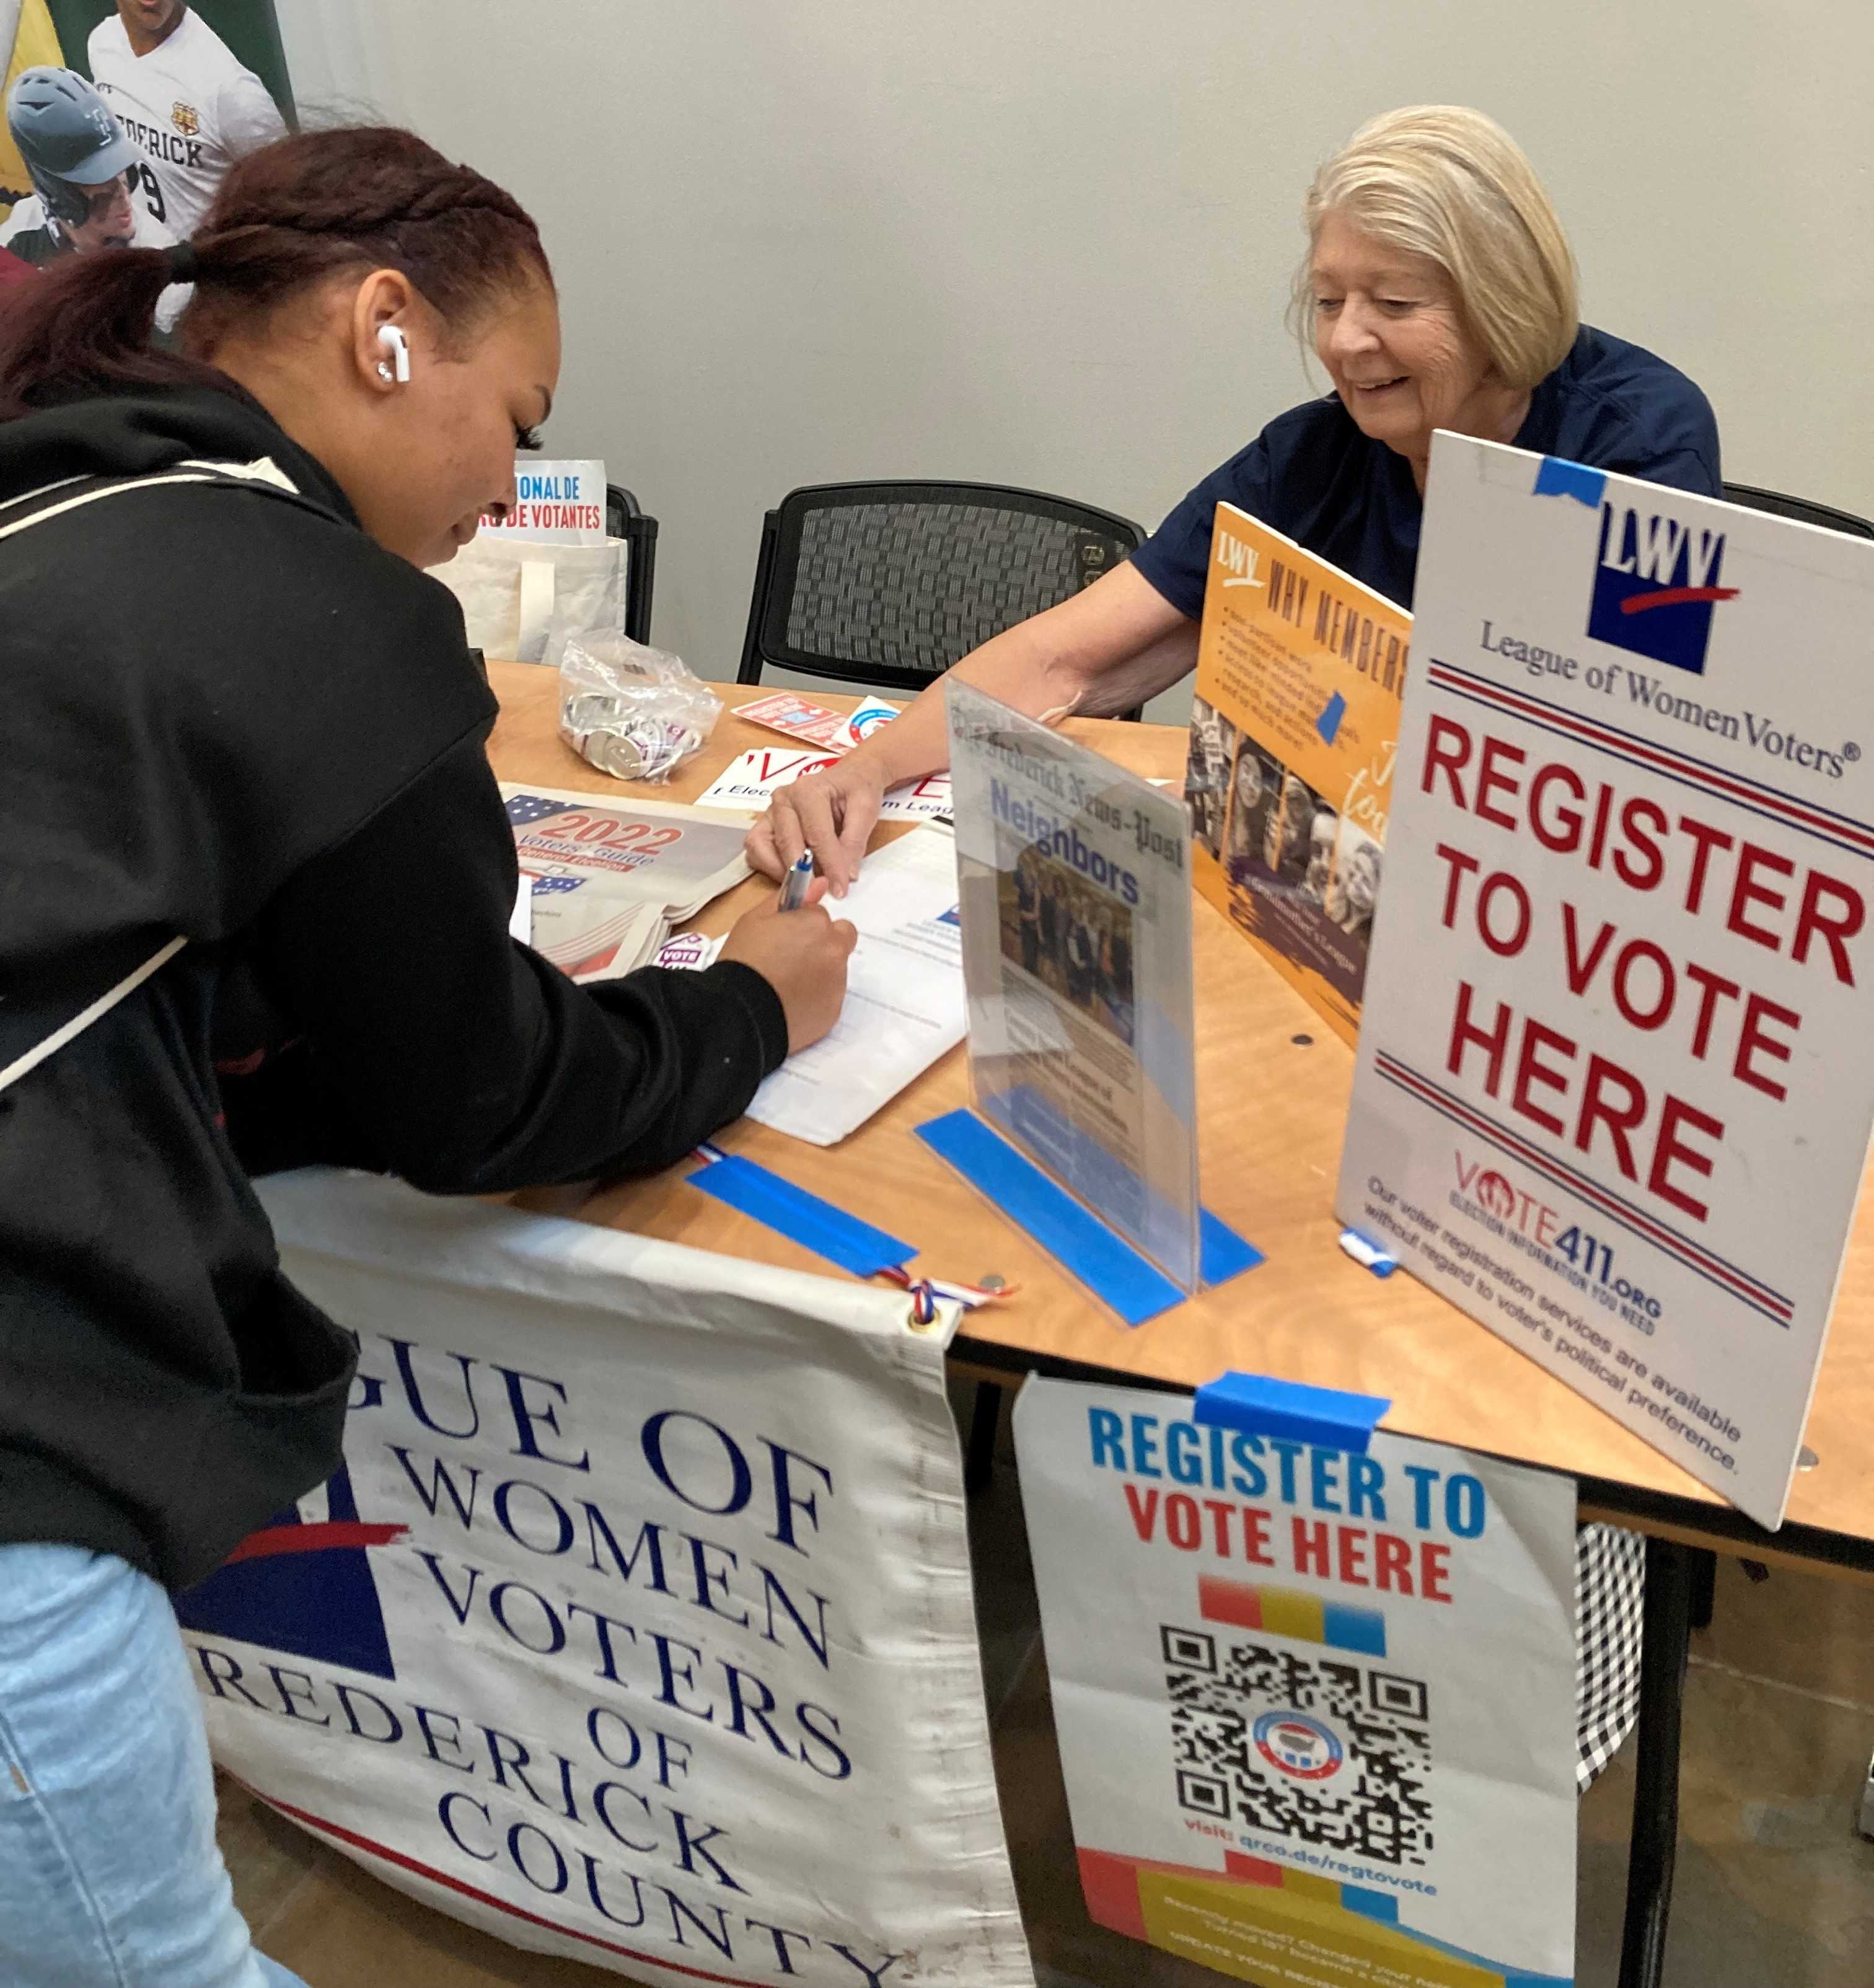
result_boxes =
[1014,1378,1577,1986]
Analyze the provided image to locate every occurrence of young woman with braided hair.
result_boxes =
[0,126,853,1986]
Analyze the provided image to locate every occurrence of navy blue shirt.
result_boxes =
[1132,325,1721,615]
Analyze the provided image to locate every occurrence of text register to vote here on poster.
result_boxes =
[1339,435,1874,1528]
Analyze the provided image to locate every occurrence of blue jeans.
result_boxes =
[0,1544,307,1987]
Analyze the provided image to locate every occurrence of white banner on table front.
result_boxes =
[1338,436,1874,1528]
[1015,1378,1577,1986]
[176,1171,1032,1988]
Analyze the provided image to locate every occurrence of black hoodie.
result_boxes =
[0,385,786,1591]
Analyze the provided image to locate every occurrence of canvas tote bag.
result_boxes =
[432,533,630,662]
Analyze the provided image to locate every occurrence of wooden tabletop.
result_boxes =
[488,662,1874,1573]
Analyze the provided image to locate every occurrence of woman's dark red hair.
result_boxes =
[0,126,553,420]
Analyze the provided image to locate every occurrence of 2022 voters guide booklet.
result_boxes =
[1339,436,1874,1528]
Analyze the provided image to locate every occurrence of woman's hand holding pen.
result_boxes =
[720,868,856,1053]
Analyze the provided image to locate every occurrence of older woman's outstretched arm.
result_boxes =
[747,561,1197,893]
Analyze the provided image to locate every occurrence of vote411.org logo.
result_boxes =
[1588,499,1738,676]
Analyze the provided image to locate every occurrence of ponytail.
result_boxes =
[0,245,225,418]
[0,126,552,423]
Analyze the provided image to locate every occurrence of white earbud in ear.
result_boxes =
[376,324,410,384]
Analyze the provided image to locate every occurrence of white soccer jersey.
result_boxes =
[87,7,287,239]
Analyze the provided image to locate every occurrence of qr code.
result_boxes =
[1163,1624,1433,1866]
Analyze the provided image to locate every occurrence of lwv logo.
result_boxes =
[1215,533,1265,589]
[1588,501,1738,675]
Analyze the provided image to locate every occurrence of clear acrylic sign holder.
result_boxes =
[944,682,1201,1295]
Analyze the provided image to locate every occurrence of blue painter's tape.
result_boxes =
[1191,1370,1391,1452]
[915,1109,1186,1326]
[688,1155,914,1278]
[1315,690,1347,745]
[1532,455,1606,509]
[1339,1228,1397,1277]
[1200,1210,1264,1286]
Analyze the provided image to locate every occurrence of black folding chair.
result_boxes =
[1722,482,1874,540]
[736,480,1147,718]
[604,483,661,646]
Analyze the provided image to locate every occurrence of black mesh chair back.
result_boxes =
[605,483,661,645]
[1722,482,1874,540]
[737,481,1145,709]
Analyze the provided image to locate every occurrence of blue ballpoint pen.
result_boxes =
[777,850,815,911]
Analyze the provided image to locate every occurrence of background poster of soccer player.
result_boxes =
[3,1,291,268]
[1339,436,1874,1529]
[1015,1376,1577,1988]
[949,680,1202,1293]
[1187,500,1408,1047]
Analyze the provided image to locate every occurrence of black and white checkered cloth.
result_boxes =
[1575,1522,1647,1788]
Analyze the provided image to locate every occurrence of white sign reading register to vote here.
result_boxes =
[1339,436,1874,1528]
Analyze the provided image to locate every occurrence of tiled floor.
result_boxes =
[218,1388,1874,1987]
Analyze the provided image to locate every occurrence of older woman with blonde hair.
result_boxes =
[752,104,1691,1792]
[751,103,1719,892]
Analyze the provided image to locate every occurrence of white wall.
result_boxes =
[278,0,1874,715]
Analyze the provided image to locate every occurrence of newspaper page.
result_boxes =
[1015,1377,1577,1988]
[946,683,1200,1291]
[744,828,967,1145]
[501,783,750,982]
[1188,502,1410,1046]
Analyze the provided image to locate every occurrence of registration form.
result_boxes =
[746,829,966,1146]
